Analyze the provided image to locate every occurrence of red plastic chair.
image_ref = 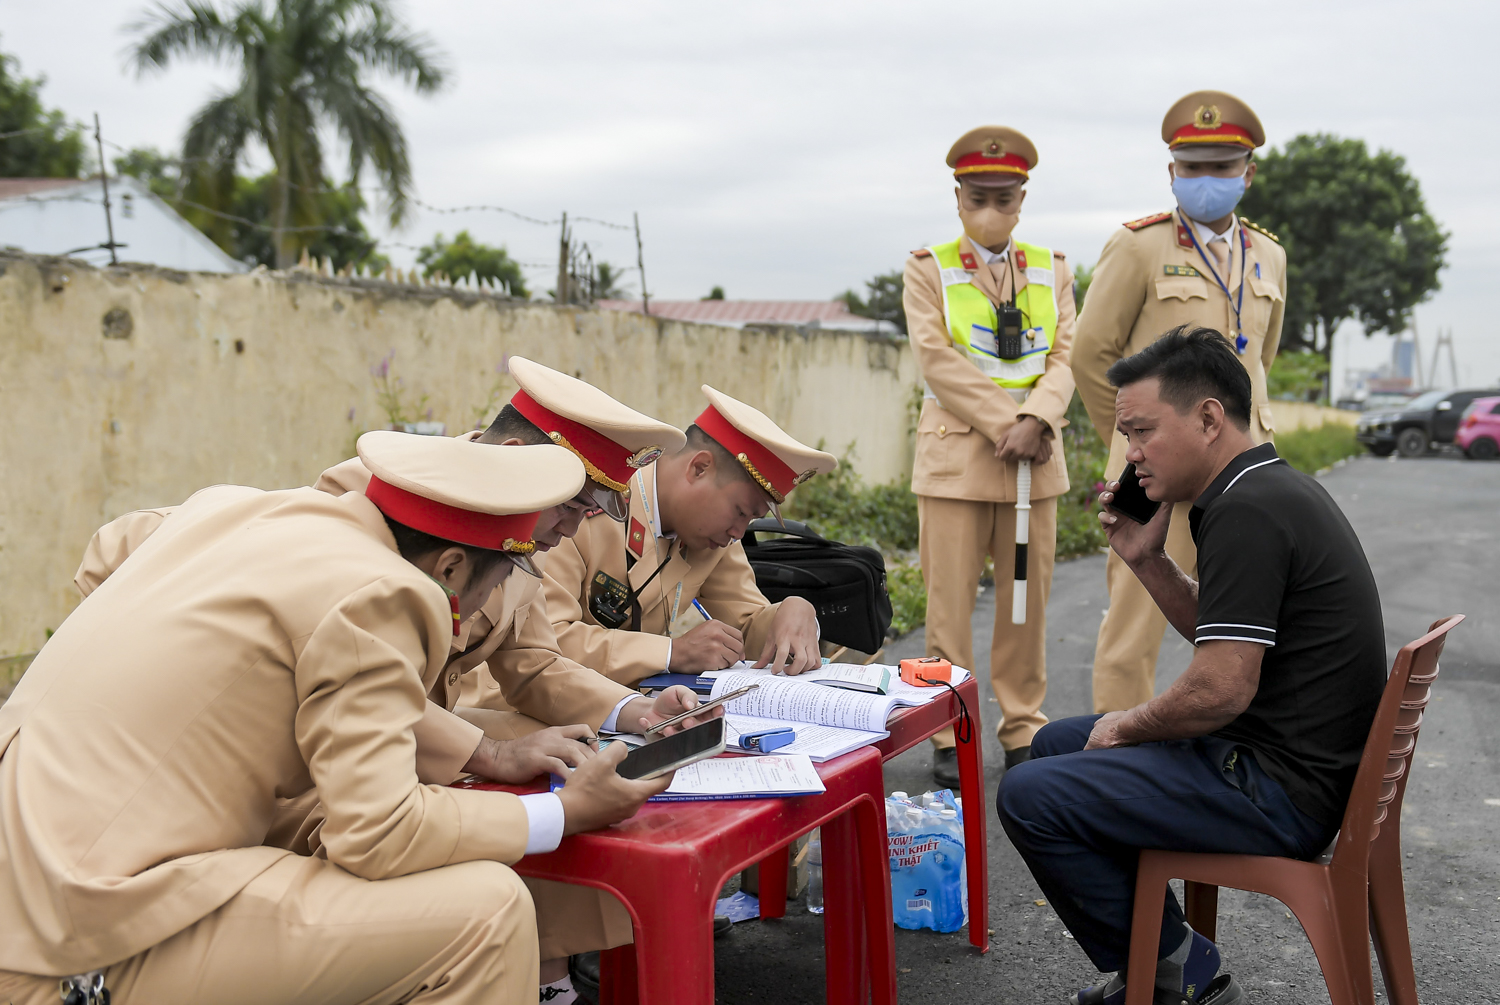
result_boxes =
[1123,614,1464,1005]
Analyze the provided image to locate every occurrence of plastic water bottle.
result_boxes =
[805,828,824,914]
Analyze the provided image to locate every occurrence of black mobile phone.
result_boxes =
[1107,463,1161,525]
[617,716,727,781]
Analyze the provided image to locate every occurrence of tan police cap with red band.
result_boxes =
[693,386,837,504]
[507,356,686,493]
[947,126,1038,188]
[357,431,584,554]
[1162,90,1265,162]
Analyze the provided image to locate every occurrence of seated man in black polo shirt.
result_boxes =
[997,326,1386,1005]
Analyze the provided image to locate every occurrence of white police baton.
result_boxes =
[1012,459,1031,625]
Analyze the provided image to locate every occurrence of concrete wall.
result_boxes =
[1271,400,1359,431]
[0,252,918,658]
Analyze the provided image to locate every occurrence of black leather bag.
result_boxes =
[741,519,893,653]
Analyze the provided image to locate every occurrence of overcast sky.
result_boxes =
[6,0,1498,397]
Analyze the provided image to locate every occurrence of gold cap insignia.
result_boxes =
[626,445,663,469]
[983,138,1006,158]
[1195,104,1223,129]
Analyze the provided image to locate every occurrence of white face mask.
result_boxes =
[959,204,1019,251]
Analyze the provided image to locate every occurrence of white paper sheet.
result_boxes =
[660,753,826,797]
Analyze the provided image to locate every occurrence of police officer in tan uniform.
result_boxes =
[1072,91,1286,713]
[904,127,1077,786]
[533,387,838,687]
[75,360,697,1003]
[0,434,705,1005]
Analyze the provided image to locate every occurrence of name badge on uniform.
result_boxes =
[1163,265,1202,277]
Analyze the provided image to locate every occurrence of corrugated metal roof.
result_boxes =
[597,299,868,326]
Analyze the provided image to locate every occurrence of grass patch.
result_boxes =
[1275,421,1364,475]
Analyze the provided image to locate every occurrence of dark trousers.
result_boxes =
[995,715,1334,973]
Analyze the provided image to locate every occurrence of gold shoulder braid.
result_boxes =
[736,452,786,504]
[548,430,630,492]
[1239,218,1281,244]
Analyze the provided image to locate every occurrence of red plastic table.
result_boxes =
[459,745,895,1005]
[755,675,989,953]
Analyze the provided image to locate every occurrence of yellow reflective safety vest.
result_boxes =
[926,238,1059,390]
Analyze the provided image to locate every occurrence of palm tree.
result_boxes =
[128,0,447,267]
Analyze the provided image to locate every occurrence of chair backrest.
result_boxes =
[1329,615,1464,871]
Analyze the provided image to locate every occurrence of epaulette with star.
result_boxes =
[1239,218,1281,243]
[1123,212,1173,231]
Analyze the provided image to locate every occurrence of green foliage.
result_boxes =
[129,0,447,267]
[593,262,631,300]
[781,461,919,555]
[417,231,528,296]
[1267,349,1330,403]
[1071,261,1094,312]
[703,285,725,300]
[884,561,928,638]
[1274,422,1364,475]
[1056,391,1109,560]
[113,146,182,199]
[232,174,388,271]
[840,270,907,334]
[0,43,86,178]
[1239,134,1447,356]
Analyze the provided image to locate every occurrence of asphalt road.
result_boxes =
[714,453,1499,1004]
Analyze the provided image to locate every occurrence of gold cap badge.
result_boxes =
[983,138,1006,158]
[1194,104,1223,129]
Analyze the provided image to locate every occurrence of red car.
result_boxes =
[1456,395,1500,460]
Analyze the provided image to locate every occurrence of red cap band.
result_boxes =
[367,475,540,551]
[694,405,799,501]
[953,151,1030,179]
[510,389,635,489]
[1169,123,1255,149]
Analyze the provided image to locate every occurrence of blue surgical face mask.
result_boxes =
[1172,171,1246,223]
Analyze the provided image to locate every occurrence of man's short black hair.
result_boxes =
[383,514,511,582]
[1106,325,1252,430]
[480,403,548,445]
[682,424,756,488]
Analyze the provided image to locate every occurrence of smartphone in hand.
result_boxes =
[1107,463,1161,525]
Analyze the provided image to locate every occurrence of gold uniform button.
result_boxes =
[448,672,460,687]
[938,424,947,436]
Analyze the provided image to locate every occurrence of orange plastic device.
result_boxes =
[899,657,952,687]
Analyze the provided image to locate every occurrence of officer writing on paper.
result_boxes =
[530,386,838,685]
[1071,90,1286,716]
[904,126,1077,788]
[0,433,710,1005]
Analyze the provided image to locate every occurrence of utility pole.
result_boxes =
[92,113,119,266]
[634,211,650,316]
[556,212,571,305]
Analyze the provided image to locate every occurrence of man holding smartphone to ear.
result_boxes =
[1071,91,1287,715]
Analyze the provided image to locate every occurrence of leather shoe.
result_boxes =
[931,746,960,788]
[1004,745,1031,770]
[568,952,600,1004]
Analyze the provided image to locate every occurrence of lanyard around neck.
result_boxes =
[1180,214,1248,354]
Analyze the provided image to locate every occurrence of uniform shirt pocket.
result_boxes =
[1248,275,1284,303]
[915,406,972,480]
[1154,276,1210,302]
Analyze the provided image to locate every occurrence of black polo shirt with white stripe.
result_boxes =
[1190,442,1386,828]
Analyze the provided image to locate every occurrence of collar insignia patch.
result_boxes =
[627,517,647,559]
